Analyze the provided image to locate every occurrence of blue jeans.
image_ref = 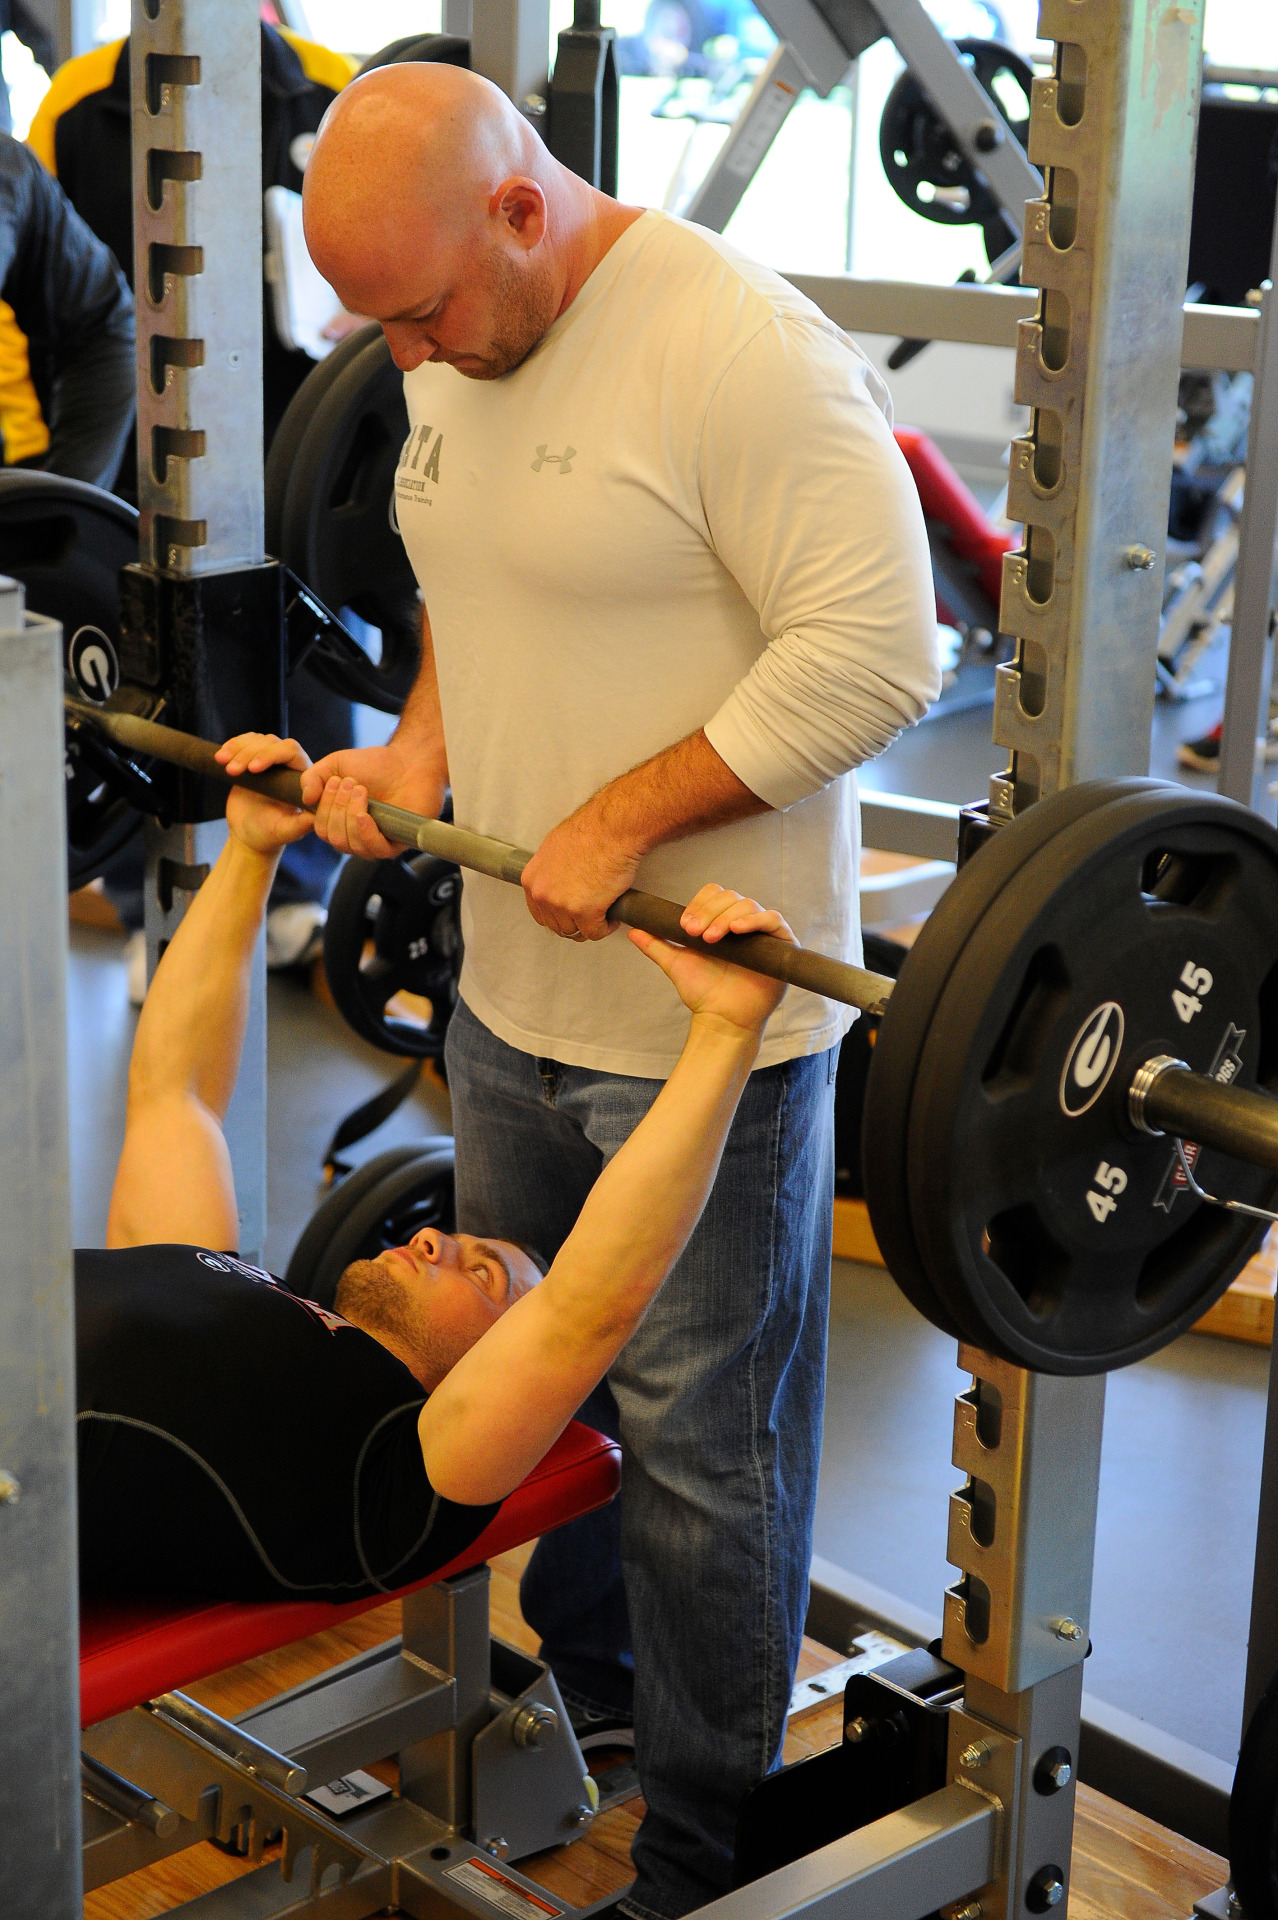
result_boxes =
[444,999,835,1919]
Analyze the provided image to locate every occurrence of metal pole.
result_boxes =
[0,579,83,1920]
[131,0,271,1262]
[683,43,812,233]
[1216,203,1278,814]
[991,0,1205,813]
[470,0,551,116]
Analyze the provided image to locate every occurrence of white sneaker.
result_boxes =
[125,929,148,1008]
[266,901,327,970]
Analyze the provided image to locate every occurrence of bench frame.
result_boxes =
[81,1561,624,1918]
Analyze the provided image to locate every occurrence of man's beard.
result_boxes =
[462,249,560,380]
[334,1258,470,1389]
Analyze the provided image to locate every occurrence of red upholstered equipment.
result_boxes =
[893,427,1015,618]
[80,1421,621,1729]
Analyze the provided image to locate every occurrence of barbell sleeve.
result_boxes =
[1130,1056,1278,1172]
[65,702,897,1017]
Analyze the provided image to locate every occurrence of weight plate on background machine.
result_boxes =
[324,851,463,1058]
[277,331,420,713]
[0,472,163,887]
[264,322,382,553]
[285,1140,456,1307]
[879,38,1033,261]
[905,787,1278,1373]
[864,779,1175,1345]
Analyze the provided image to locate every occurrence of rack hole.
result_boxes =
[151,426,206,485]
[1039,289,1070,372]
[1055,42,1087,125]
[1025,524,1056,605]
[146,147,202,212]
[956,1575,991,1645]
[1047,167,1079,250]
[1018,636,1049,715]
[1031,408,1064,492]
[145,52,200,115]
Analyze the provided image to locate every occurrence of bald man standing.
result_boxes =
[301,64,938,1920]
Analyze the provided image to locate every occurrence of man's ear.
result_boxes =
[492,176,547,248]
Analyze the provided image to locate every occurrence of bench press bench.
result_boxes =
[80,1421,622,1920]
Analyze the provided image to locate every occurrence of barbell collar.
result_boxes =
[64,702,896,1017]
[1131,1056,1278,1173]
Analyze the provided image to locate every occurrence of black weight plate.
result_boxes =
[879,37,1032,252]
[324,852,462,1058]
[264,322,383,556]
[280,333,420,710]
[1231,1663,1278,1920]
[864,779,1178,1343]
[284,1141,436,1299]
[285,1141,457,1308]
[0,472,151,887]
[909,788,1278,1373]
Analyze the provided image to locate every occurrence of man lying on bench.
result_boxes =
[79,732,794,1606]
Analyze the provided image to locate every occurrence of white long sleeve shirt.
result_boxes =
[395,209,939,1077]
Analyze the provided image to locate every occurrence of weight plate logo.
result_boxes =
[68,625,119,704]
[1060,1002,1125,1117]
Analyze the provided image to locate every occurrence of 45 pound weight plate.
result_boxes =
[897,786,1278,1373]
[863,779,1181,1347]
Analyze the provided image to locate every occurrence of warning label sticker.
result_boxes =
[444,1858,564,1920]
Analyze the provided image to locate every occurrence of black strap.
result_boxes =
[321,1059,423,1182]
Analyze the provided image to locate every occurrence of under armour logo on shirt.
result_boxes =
[532,445,576,474]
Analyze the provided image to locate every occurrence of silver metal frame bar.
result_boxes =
[688,1786,996,1920]
[0,580,82,1919]
[784,276,1258,373]
[1216,200,1278,810]
[683,44,810,232]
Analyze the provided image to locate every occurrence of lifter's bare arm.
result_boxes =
[107,735,314,1251]
[417,888,793,1503]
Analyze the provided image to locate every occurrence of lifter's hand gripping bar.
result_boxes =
[66,702,897,1017]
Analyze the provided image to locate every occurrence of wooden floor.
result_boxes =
[86,1542,1227,1920]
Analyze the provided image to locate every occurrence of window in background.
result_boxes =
[300,0,442,58]
[3,30,50,137]
[610,0,1051,277]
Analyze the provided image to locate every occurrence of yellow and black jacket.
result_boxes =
[0,130,133,479]
[7,24,355,464]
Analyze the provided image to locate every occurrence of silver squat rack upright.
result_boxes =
[131,0,271,1260]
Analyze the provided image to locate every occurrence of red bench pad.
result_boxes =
[894,427,1014,615]
[81,1421,620,1729]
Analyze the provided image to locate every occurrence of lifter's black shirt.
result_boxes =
[76,1246,498,1602]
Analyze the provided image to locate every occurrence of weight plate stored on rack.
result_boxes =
[0,472,166,887]
[274,330,420,713]
[323,851,463,1058]
[264,322,381,554]
[886,785,1278,1374]
[879,38,1033,260]
[284,1140,457,1307]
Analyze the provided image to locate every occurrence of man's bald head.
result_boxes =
[303,64,566,378]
